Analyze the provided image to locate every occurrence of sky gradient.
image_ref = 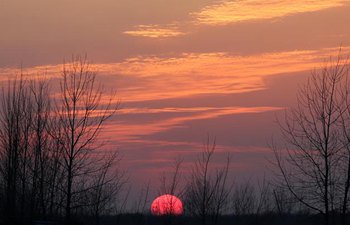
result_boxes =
[1,0,350,196]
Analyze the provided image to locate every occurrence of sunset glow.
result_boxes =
[1,0,350,213]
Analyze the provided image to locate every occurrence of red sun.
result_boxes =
[151,194,184,216]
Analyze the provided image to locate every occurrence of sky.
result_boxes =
[1,0,350,199]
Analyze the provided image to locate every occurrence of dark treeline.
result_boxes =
[0,57,126,225]
[0,53,350,225]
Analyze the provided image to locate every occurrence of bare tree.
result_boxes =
[0,74,67,224]
[53,56,118,223]
[272,52,350,225]
[0,75,32,224]
[185,137,231,225]
[88,152,128,225]
[133,182,150,225]
[159,158,183,197]
[159,158,184,212]
[113,183,130,225]
[0,57,121,225]
[232,180,255,216]
[338,65,350,225]
[28,78,52,220]
[156,158,184,225]
[255,176,273,215]
[271,186,298,215]
[211,155,230,225]
[231,176,272,217]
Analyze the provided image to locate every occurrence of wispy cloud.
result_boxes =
[104,106,282,142]
[96,47,350,102]
[1,47,349,103]
[192,0,347,25]
[123,24,185,38]
[123,0,347,38]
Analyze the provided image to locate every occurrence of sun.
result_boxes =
[151,194,184,216]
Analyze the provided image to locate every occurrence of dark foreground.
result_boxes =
[20,213,347,225]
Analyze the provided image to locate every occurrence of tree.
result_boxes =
[0,75,31,224]
[0,74,68,224]
[231,176,274,223]
[87,152,127,225]
[185,137,231,225]
[272,52,350,225]
[28,78,52,220]
[133,182,150,225]
[0,57,121,225]
[157,158,184,225]
[52,56,118,223]
[338,63,350,225]
[232,180,255,216]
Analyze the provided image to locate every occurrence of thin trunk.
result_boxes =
[66,158,73,223]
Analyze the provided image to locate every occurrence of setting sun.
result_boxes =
[151,194,184,216]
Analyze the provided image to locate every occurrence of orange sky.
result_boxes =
[1,0,350,195]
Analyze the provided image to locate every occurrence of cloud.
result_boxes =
[95,46,350,102]
[192,0,347,25]
[123,0,347,38]
[106,106,282,141]
[4,46,347,150]
[123,24,186,38]
[117,106,276,115]
[1,46,349,104]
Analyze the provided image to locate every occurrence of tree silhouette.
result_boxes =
[273,52,350,225]
[53,56,118,223]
